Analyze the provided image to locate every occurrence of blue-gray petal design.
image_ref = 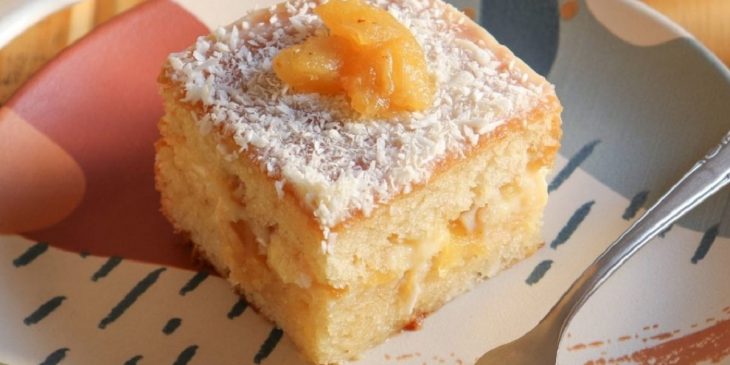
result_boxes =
[479,0,559,75]
[548,0,730,236]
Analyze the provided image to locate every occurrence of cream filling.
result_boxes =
[400,227,449,316]
[398,168,548,315]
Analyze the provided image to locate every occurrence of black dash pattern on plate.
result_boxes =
[13,242,48,267]
[692,223,719,264]
[24,296,66,326]
[123,355,143,365]
[526,259,553,285]
[550,201,595,249]
[91,256,123,282]
[163,317,182,335]
[98,267,166,329]
[172,345,198,365]
[254,327,284,364]
[39,348,68,365]
[548,140,600,193]
[622,190,649,220]
[227,298,248,319]
[179,271,209,296]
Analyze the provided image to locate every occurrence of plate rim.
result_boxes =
[0,0,79,49]
[1,0,728,99]
[611,0,730,80]
[0,0,729,364]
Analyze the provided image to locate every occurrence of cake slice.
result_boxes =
[155,0,561,363]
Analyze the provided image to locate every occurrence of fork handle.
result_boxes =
[545,130,730,335]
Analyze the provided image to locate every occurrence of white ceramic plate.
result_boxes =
[1,0,729,364]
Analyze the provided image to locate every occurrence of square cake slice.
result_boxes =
[155,0,561,363]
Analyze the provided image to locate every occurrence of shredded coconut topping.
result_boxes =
[166,0,551,229]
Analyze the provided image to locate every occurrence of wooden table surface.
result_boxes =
[0,0,728,105]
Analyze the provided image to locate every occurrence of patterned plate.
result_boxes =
[1,0,729,364]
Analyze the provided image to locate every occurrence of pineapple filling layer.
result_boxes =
[221,160,545,318]
[273,0,435,117]
[396,168,548,315]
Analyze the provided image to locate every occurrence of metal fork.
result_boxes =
[476,131,730,365]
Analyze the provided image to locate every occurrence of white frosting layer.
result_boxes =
[166,0,551,229]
